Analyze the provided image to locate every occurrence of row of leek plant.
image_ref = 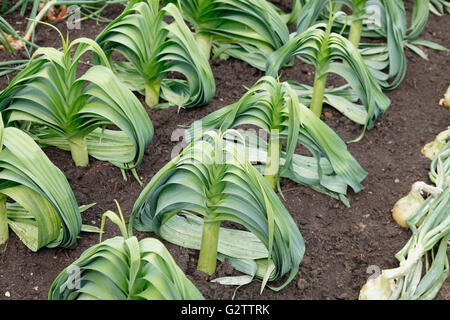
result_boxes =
[1,0,437,135]
[0,0,444,297]
[185,76,367,206]
[359,130,449,300]
[48,129,306,298]
[0,0,219,177]
[2,0,217,110]
[0,0,292,76]
[163,0,445,136]
[158,0,389,138]
[0,72,206,298]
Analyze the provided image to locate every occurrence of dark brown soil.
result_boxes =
[0,1,449,300]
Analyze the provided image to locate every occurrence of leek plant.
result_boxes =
[95,0,215,109]
[0,114,94,251]
[294,0,448,90]
[49,203,204,300]
[185,76,367,206]
[266,16,390,141]
[162,0,290,71]
[130,130,305,292]
[0,30,153,181]
[360,142,449,300]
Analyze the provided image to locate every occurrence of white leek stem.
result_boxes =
[0,195,8,245]
[195,33,212,60]
[144,80,161,108]
[69,136,89,167]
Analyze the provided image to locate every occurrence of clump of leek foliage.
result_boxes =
[430,0,450,15]
[360,135,449,300]
[0,26,153,182]
[0,114,96,251]
[162,0,290,71]
[49,202,204,300]
[95,0,215,109]
[267,3,390,141]
[186,76,367,206]
[130,130,305,292]
[293,0,448,90]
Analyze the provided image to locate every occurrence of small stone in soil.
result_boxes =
[297,278,308,290]
[324,111,333,119]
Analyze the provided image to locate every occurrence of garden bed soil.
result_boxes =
[0,1,449,300]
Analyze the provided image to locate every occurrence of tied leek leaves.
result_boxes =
[0,32,153,182]
[130,130,305,293]
[95,0,215,109]
[186,76,368,207]
[49,204,204,300]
